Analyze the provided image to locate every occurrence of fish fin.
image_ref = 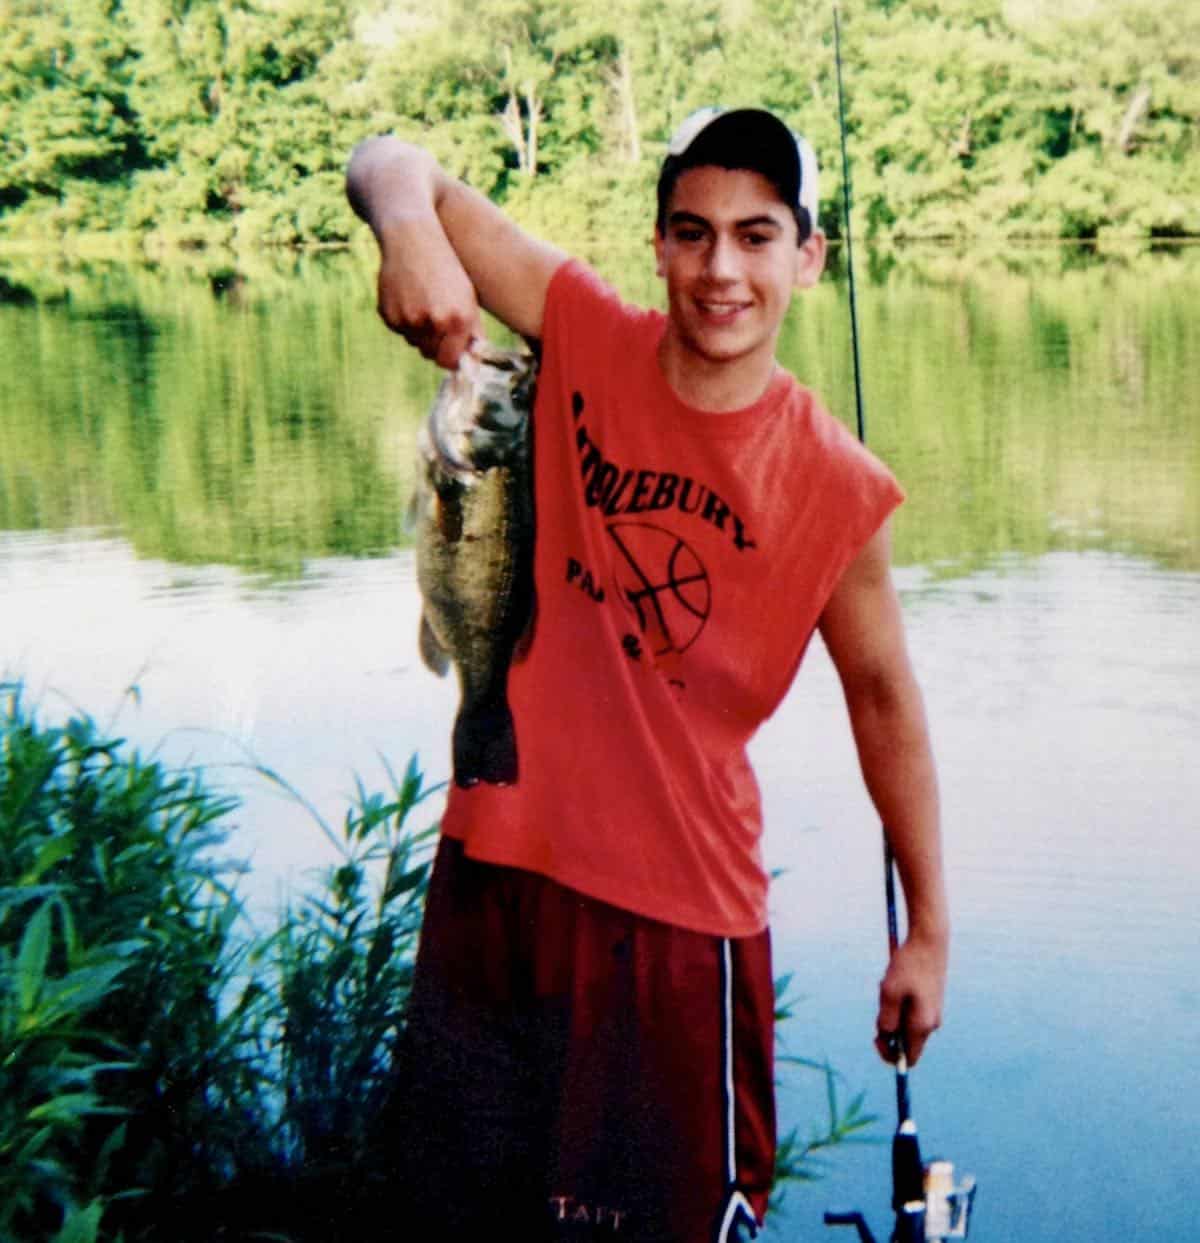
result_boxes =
[418,614,450,677]
[511,587,538,663]
[452,694,518,787]
[404,487,421,536]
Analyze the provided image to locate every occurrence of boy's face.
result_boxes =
[654,166,825,375]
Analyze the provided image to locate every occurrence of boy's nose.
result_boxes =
[705,235,739,280]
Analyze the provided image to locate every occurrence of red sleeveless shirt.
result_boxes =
[439,261,903,936]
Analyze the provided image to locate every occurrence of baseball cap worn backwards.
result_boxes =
[656,107,820,241]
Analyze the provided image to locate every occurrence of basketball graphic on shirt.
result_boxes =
[607,522,712,656]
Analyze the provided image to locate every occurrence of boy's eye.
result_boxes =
[674,227,705,243]
[743,232,772,247]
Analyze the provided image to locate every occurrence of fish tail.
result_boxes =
[452,694,518,787]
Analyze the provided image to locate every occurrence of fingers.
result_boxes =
[874,1027,901,1065]
[399,318,478,370]
[875,1018,933,1067]
[436,321,482,370]
[876,962,943,1067]
[377,301,480,369]
[876,972,904,1039]
[375,262,482,369]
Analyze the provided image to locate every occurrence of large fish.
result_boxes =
[412,342,537,788]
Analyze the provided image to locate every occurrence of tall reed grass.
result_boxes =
[1,684,434,1242]
[0,685,871,1241]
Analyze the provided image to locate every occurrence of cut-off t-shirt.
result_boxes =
[440,260,904,937]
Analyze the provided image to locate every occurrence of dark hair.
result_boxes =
[655,160,812,244]
[656,162,815,244]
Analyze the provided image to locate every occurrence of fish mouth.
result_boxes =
[430,410,521,476]
[428,361,494,475]
[423,349,531,478]
[427,413,477,477]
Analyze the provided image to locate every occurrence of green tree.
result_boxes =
[120,0,361,244]
[1015,0,1200,237]
[0,0,1196,245]
[0,0,144,229]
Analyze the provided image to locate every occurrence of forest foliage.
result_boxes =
[1,0,1197,249]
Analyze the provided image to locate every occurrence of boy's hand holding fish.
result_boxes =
[346,138,480,367]
[347,136,564,369]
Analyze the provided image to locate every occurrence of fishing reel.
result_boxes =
[822,1031,977,1243]
[825,1155,977,1243]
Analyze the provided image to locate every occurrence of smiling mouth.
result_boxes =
[696,299,751,320]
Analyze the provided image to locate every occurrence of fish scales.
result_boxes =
[412,343,537,787]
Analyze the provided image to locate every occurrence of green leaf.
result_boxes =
[49,957,136,1014]
[364,925,394,987]
[15,900,53,1015]
[383,862,429,905]
[27,1092,102,1126]
[22,834,76,885]
[50,1199,104,1243]
[398,754,425,819]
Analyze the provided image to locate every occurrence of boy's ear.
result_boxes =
[794,230,827,290]
[653,230,666,278]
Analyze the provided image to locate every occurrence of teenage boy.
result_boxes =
[347,107,949,1242]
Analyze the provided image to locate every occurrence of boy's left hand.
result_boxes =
[875,929,948,1066]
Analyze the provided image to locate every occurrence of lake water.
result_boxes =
[2,243,1198,1241]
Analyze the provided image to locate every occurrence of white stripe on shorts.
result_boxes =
[723,938,736,1183]
[717,1189,758,1242]
[717,938,759,1241]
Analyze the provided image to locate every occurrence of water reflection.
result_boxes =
[2,246,1197,578]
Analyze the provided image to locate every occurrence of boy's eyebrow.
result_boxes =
[734,214,785,231]
[666,211,711,230]
[666,210,785,231]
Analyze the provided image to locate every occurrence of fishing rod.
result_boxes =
[833,1,866,446]
[823,7,976,1243]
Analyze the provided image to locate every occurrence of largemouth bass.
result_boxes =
[412,342,537,788]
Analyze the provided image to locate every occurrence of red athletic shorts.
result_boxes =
[392,837,776,1242]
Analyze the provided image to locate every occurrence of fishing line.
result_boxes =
[833,2,867,446]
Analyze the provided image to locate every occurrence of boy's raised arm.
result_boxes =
[346,136,568,369]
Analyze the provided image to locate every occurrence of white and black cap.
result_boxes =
[656,106,820,239]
